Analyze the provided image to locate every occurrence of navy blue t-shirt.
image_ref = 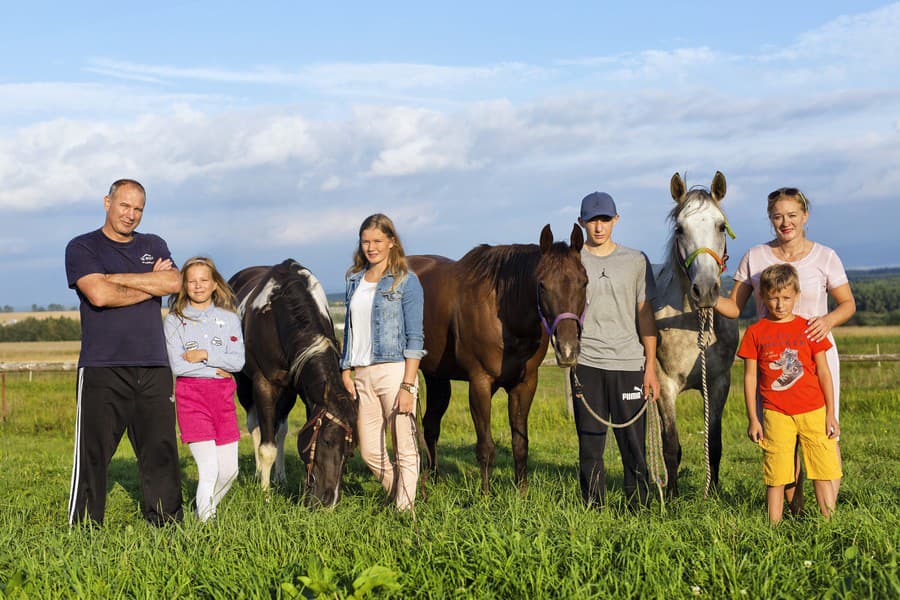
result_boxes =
[65,229,174,368]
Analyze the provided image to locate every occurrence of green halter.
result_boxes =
[682,219,736,273]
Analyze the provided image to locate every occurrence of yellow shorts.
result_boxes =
[760,406,842,487]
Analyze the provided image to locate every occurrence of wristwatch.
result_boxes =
[399,381,418,395]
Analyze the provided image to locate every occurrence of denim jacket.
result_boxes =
[340,269,427,369]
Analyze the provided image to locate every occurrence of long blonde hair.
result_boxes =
[347,214,409,291]
[168,256,237,321]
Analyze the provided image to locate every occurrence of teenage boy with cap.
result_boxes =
[571,191,660,509]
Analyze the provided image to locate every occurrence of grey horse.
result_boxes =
[653,171,739,496]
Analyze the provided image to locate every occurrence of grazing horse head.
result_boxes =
[668,171,733,309]
[297,380,356,508]
[536,224,587,367]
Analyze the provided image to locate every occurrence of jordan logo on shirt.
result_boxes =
[598,269,609,279]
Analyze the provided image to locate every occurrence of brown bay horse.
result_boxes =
[408,225,587,492]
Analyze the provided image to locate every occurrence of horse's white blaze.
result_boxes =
[251,277,280,313]
[676,198,727,305]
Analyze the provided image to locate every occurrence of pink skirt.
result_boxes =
[175,377,240,445]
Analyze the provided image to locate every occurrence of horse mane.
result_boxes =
[458,243,541,302]
[267,261,350,414]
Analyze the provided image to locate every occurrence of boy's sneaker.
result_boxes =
[769,348,803,391]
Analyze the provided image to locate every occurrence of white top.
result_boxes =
[734,242,849,321]
[348,278,378,367]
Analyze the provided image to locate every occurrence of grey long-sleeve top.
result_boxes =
[163,305,245,378]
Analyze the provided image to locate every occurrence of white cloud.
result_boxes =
[3,3,900,306]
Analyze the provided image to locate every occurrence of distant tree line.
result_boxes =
[0,317,81,342]
[724,269,900,326]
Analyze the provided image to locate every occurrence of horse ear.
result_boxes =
[670,172,686,203]
[711,171,727,202]
[570,223,584,252]
[539,224,553,253]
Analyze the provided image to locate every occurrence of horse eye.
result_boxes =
[675,226,684,235]
[719,223,726,232]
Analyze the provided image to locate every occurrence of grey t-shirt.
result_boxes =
[578,245,656,371]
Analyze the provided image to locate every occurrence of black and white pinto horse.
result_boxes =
[654,172,739,496]
[229,259,356,507]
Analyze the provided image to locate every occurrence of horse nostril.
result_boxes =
[691,283,702,299]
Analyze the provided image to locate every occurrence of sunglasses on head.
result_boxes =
[767,187,808,209]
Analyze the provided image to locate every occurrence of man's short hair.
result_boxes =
[759,263,800,297]
[108,179,146,199]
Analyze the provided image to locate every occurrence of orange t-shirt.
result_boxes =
[737,316,833,415]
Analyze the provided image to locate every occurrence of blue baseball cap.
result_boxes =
[580,191,617,221]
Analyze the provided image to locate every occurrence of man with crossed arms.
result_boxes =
[65,178,183,526]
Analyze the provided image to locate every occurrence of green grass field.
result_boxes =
[0,331,898,598]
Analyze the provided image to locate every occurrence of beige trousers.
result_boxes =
[353,362,420,510]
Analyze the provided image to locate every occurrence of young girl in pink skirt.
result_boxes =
[164,257,245,521]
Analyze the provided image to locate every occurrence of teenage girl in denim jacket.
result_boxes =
[340,214,426,510]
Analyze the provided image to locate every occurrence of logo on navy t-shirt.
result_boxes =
[140,253,155,264]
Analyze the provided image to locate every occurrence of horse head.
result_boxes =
[298,379,357,508]
[669,171,734,309]
[536,224,588,367]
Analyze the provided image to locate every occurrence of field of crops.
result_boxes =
[0,329,898,597]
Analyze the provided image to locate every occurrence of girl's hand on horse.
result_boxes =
[747,420,764,444]
[395,388,414,414]
[183,349,208,363]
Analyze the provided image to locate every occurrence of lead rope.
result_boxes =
[697,306,714,498]
[571,372,668,511]
[645,397,668,510]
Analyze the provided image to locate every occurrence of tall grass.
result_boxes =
[1,337,898,598]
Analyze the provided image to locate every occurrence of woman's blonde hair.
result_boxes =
[168,256,238,321]
[347,213,409,290]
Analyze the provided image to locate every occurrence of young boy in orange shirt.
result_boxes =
[737,263,841,523]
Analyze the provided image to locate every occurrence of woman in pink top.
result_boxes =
[716,187,856,502]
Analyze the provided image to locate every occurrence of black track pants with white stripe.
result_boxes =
[69,366,183,526]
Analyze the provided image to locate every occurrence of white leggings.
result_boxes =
[188,440,239,521]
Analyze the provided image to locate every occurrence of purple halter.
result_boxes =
[537,286,585,337]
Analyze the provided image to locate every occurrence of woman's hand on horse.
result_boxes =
[183,349,208,363]
[395,389,414,414]
[804,315,832,342]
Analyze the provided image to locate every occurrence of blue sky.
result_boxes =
[2,1,899,307]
